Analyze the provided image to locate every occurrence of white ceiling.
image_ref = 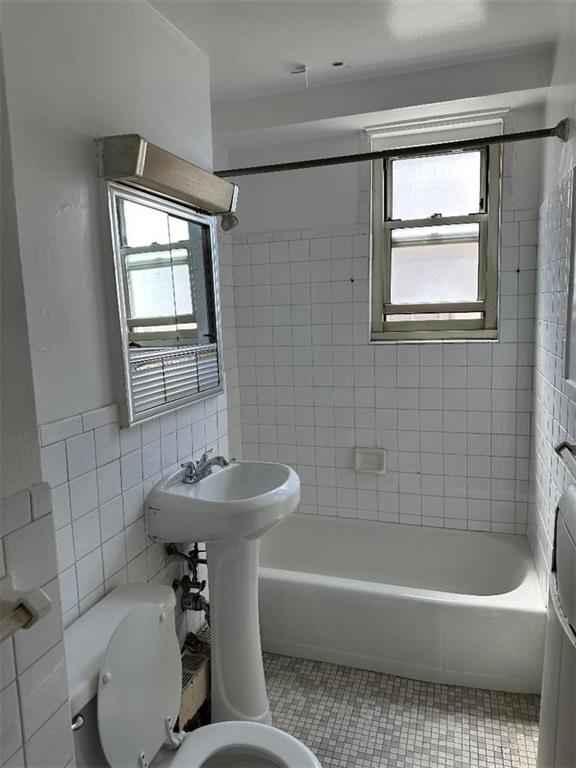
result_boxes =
[154,0,567,103]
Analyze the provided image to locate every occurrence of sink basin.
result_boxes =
[146,459,300,725]
[146,460,300,542]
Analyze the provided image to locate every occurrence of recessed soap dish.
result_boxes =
[354,448,387,474]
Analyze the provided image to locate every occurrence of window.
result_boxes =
[106,184,221,426]
[370,139,501,341]
[118,199,205,346]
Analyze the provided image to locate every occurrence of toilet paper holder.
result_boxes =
[555,440,576,477]
[0,575,52,641]
[555,441,576,457]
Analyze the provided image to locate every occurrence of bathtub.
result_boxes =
[259,515,546,693]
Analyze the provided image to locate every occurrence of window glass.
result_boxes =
[167,215,190,243]
[390,224,479,304]
[122,200,169,248]
[128,264,178,319]
[391,150,482,220]
[117,197,213,346]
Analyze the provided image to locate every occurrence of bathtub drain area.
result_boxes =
[265,653,539,768]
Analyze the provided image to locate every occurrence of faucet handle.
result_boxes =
[198,448,213,464]
[180,461,198,484]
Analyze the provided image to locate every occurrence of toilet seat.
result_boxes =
[167,722,321,768]
[97,603,320,768]
[98,604,183,767]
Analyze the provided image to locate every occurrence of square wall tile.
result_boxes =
[18,642,68,740]
[97,461,122,504]
[72,508,101,560]
[24,702,74,768]
[4,516,58,591]
[66,432,96,480]
[14,579,63,674]
[76,548,104,600]
[0,490,31,536]
[40,442,68,488]
[69,471,99,520]
[0,683,22,761]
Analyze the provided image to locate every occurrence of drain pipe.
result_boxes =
[167,543,210,626]
[181,587,210,626]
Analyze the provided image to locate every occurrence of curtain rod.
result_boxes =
[215,118,570,178]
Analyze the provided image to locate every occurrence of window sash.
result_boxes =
[385,147,488,222]
[383,301,484,315]
[122,242,197,338]
[371,143,500,341]
[382,318,486,332]
[126,314,197,328]
[121,240,192,271]
[386,213,485,231]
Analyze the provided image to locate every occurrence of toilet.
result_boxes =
[65,584,320,768]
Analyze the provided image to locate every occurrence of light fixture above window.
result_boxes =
[97,134,238,216]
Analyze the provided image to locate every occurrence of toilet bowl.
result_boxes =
[64,584,320,768]
[155,722,320,767]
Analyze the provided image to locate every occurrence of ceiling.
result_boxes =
[154,0,567,103]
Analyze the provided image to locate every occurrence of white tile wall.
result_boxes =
[529,169,575,591]
[231,205,537,533]
[39,393,230,626]
[35,232,240,628]
[219,233,242,460]
[0,484,75,768]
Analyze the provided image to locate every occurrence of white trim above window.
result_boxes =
[365,109,507,149]
[369,112,503,342]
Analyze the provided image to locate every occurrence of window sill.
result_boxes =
[370,328,498,343]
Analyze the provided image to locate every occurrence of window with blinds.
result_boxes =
[130,344,220,417]
[104,183,223,427]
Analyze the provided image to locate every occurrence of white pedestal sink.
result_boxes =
[146,461,300,724]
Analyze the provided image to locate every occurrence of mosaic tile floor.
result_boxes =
[264,654,540,768]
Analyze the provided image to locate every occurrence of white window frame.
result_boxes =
[122,240,199,345]
[369,114,503,342]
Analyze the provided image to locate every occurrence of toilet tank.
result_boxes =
[64,584,176,716]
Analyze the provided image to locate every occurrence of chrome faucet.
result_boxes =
[181,449,231,484]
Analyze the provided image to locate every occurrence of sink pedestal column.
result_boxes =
[207,536,271,724]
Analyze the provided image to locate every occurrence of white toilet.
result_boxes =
[65,584,321,768]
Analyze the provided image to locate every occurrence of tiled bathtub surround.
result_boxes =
[232,211,537,533]
[40,395,229,626]
[529,170,575,590]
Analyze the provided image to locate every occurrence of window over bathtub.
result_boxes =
[368,113,504,342]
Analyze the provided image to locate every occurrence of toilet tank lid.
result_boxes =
[64,584,176,714]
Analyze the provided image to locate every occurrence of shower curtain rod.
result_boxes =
[215,118,570,178]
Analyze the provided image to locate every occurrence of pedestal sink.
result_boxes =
[146,461,300,725]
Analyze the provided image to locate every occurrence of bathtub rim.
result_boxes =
[260,514,545,607]
[259,563,545,613]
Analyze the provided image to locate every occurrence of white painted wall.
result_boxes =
[230,134,364,233]
[1,0,213,424]
[1,0,233,632]
[1,57,41,499]
[229,107,544,233]
[1,35,74,766]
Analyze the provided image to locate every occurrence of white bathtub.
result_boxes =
[259,515,546,693]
